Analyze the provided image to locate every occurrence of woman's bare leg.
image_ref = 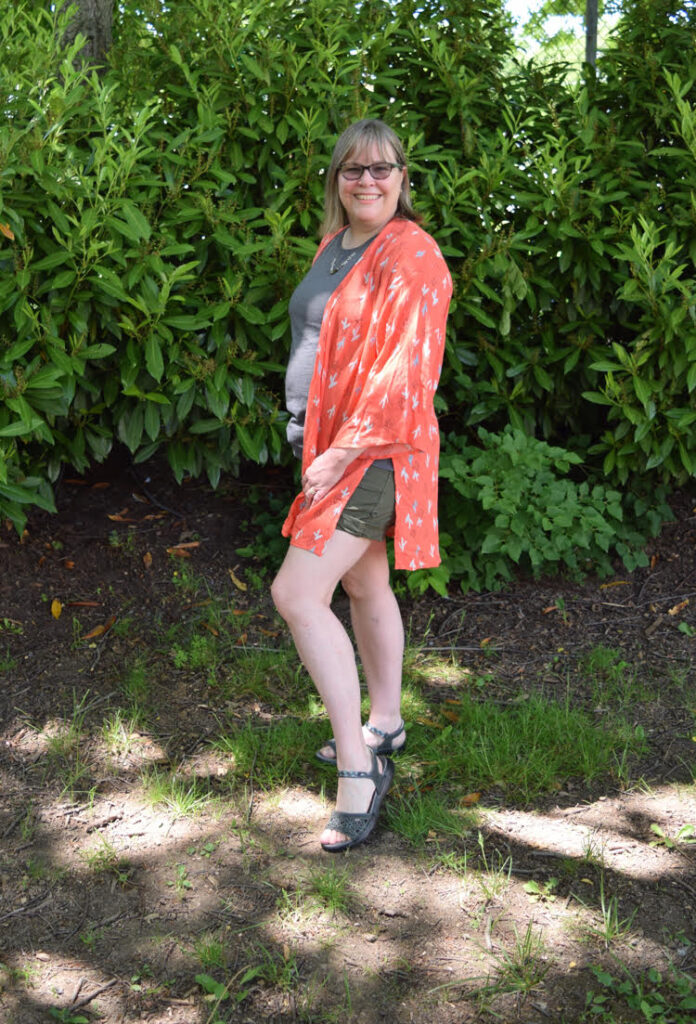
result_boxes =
[271,530,389,846]
[343,540,404,736]
[315,541,404,761]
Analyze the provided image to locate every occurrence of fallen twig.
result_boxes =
[70,977,118,1010]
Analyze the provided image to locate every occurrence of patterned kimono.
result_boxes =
[282,218,452,570]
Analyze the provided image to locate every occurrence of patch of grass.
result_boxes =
[119,659,151,712]
[0,644,18,673]
[170,561,208,597]
[582,964,696,1022]
[213,648,305,709]
[213,718,326,789]
[430,848,469,876]
[48,1009,91,1023]
[19,803,37,843]
[141,767,214,817]
[170,630,221,685]
[488,921,550,996]
[101,707,144,753]
[275,866,353,927]
[386,789,477,847]
[578,873,637,949]
[82,836,133,885]
[476,831,512,901]
[579,645,651,708]
[42,690,95,796]
[304,863,353,916]
[108,527,137,555]
[193,931,227,971]
[411,691,646,803]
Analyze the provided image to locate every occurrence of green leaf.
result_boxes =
[145,335,164,381]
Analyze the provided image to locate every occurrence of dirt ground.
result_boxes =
[1,452,695,1024]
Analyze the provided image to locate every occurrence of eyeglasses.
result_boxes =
[338,162,402,181]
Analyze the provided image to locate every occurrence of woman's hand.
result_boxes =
[302,447,364,506]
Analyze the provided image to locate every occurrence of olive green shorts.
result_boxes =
[336,463,396,541]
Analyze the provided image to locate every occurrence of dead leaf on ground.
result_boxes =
[167,541,200,558]
[668,598,689,616]
[460,792,481,806]
[50,599,62,620]
[228,567,247,591]
[599,580,630,590]
[81,615,116,640]
[143,551,153,569]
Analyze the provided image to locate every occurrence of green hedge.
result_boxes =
[1,1,694,588]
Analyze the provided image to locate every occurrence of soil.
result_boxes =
[1,452,695,1024]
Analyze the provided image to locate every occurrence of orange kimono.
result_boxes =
[282,218,452,570]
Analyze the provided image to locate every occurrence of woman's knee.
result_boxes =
[272,564,329,623]
[271,569,295,621]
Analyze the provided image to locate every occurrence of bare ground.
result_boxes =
[1,454,695,1023]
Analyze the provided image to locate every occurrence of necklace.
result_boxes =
[329,249,358,275]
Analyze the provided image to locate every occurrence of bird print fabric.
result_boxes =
[282,219,452,570]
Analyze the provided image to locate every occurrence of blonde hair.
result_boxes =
[321,119,422,237]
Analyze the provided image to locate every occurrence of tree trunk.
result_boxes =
[585,0,598,66]
[60,0,114,65]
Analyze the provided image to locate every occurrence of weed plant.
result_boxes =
[583,964,696,1022]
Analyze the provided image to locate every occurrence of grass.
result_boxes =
[489,921,551,995]
[579,873,638,949]
[140,767,215,816]
[213,717,327,789]
[82,836,134,885]
[276,864,355,925]
[8,563,695,1024]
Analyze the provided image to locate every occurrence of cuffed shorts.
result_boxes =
[336,462,395,541]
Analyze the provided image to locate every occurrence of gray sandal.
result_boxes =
[320,751,394,853]
[315,720,406,765]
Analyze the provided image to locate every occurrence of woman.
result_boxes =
[271,119,452,852]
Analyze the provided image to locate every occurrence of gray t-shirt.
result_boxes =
[285,231,371,459]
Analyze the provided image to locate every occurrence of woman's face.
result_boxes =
[337,141,407,244]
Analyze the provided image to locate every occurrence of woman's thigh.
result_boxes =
[340,539,391,601]
[271,528,373,618]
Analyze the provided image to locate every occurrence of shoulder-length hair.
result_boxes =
[321,119,422,238]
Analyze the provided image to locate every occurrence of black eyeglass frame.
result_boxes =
[337,161,404,181]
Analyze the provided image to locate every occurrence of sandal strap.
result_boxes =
[365,719,405,742]
[325,809,372,838]
[336,748,381,784]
